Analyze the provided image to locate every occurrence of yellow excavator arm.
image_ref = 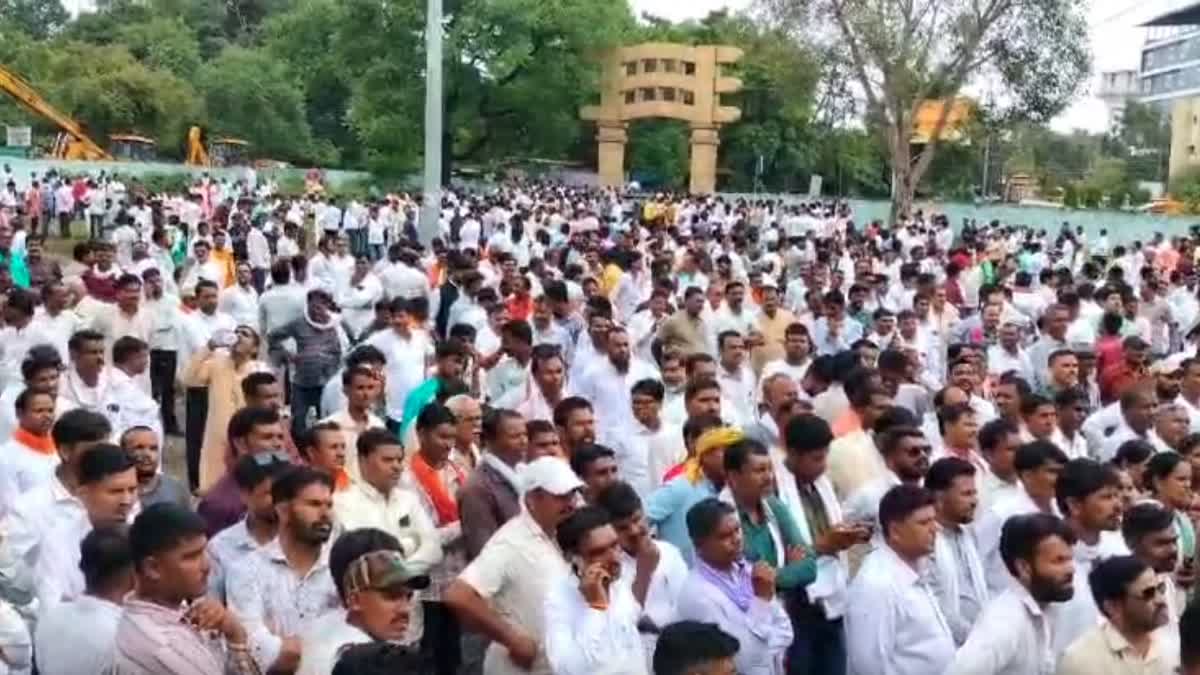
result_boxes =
[186,125,209,167]
[0,63,112,161]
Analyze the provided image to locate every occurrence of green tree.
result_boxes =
[196,47,324,164]
[0,39,202,155]
[627,120,689,188]
[0,0,68,40]
[760,0,1090,218]
[115,17,203,78]
[335,0,634,179]
[262,0,353,166]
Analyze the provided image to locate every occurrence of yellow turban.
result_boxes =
[684,427,743,484]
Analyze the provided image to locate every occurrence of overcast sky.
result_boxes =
[630,0,1179,133]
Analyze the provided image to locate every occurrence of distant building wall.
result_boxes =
[1169,96,1200,181]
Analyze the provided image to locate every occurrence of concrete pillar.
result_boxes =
[597,122,628,188]
[689,125,720,194]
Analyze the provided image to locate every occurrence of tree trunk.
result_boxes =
[889,123,914,224]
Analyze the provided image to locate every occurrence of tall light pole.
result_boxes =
[419,0,444,245]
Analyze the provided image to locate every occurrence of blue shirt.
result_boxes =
[645,476,718,565]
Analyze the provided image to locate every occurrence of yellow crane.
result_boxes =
[0,63,113,161]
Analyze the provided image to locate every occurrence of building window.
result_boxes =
[624,90,636,105]
[683,61,696,75]
[682,90,695,105]
[663,59,677,73]
[640,87,657,101]
[624,62,637,76]
[661,87,676,101]
[1190,144,1196,157]
[642,59,657,73]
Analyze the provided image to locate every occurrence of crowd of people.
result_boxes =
[1,163,1200,674]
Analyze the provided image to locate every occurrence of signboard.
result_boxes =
[808,174,823,197]
[5,127,31,148]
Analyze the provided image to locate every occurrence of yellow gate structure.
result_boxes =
[581,43,743,194]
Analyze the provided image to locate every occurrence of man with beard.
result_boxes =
[206,455,288,603]
[842,426,932,534]
[1058,555,1174,674]
[227,466,339,673]
[553,397,596,459]
[1050,459,1129,655]
[925,457,989,646]
[1123,503,1186,653]
[572,325,658,438]
[121,425,189,511]
[298,528,431,675]
[847,484,955,675]
[946,513,1076,675]
[543,505,650,674]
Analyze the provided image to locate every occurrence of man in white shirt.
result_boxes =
[218,262,260,328]
[298,532,432,675]
[987,320,1034,383]
[3,408,112,598]
[366,298,432,430]
[593,481,688,672]
[714,330,757,426]
[181,240,225,290]
[946,513,1076,675]
[1058,555,1175,675]
[1050,458,1129,655]
[109,336,162,442]
[445,457,583,675]
[377,249,430,300]
[34,444,138,617]
[571,326,658,438]
[925,457,989,646]
[34,526,134,675]
[0,289,56,392]
[976,440,1069,594]
[321,366,387,482]
[544,504,654,675]
[141,268,182,433]
[333,428,443,573]
[0,388,62,516]
[58,329,117,421]
[31,280,82,361]
[246,224,271,292]
[847,484,955,675]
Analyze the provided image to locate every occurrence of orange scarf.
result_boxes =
[335,468,350,491]
[13,428,55,456]
[410,453,465,526]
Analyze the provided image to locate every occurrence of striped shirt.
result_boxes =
[111,598,259,675]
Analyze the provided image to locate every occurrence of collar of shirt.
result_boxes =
[262,538,333,580]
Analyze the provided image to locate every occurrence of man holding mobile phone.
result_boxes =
[544,505,649,675]
[773,414,869,675]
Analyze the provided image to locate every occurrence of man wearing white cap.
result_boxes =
[445,456,583,675]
